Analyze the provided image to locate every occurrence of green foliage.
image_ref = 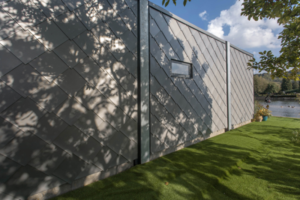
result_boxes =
[242,0,300,80]
[264,83,280,94]
[281,78,292,91]
[292,80,299,89]
[254,73,281,94]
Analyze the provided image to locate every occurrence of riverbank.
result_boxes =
[255,96,297,101]
[52,117,300,200]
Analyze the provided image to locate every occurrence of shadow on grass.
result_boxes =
[52,117,300,200]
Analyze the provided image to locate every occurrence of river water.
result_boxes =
[258,100,300,118]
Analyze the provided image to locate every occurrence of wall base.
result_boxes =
[233,120,251,129]
[27,162,133,200]
[150,128,226,161]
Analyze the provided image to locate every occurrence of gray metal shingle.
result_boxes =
[55,68,86,96]
[53,126,102,162]
[1,165,64,199]
[53,40,87,68]
[92,146,127,170]
[54,12,86,39]
[29,19,68,50]
[0,28,46,64]
[52,154,88,183]
[74,56,103,87]
[62,0,85,11]
[0,97,45,130]
[0,154,21,184]
[54,97,87,125]
[29,51,69,82]
[74,110,115,142]
[0,117,23,148]
[0,80,21,113]
[74,2,102,30]
[33,112,68,142]
[0,132,48,165]
[106,131,137,160]
[28,144,70,174]
[3,0,46,28]
[73,30,100,56]
[38,0,67,18]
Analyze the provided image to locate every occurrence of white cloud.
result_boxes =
[199,10,207,20]
[207,0,283,49]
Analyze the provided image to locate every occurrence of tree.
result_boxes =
[254,75,269,94]
[292,80,298,89]
[162,0,300,80]
[281,78,292,91]
[241,0,300,80]
[264,83,280,94]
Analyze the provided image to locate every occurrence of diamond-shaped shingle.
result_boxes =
[1,64,46,97]
[29,19,68,50]
[0,97,45,130]
[74,2,102,30]
[54,11,86,39]
[1,165,65,199]
[52,155,88,183]
[54,97,87,125]
[38,0,67,18]
[0,29,46,64]
[0,16,23,40]
[73,57,102,87]
[0,80,21,113]
[2,0,46,28]
[0,117,23,148]
[53,126,102,163]
[28,143,70,174]
[53,40,86,68]
[62,0,85,11]
[0,132,48,165]
[73,30,100,56]
[29,51,69,82]
[55,68,86,96]
[0,154,21,184]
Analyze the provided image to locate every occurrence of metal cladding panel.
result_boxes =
[0,0,137,198]
[149,6,228,155]
[230,46,254,125]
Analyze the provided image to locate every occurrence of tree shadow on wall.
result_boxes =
[0,0,139,199]
[148,6,228,157]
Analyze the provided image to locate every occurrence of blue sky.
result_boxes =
[149,0,283,68]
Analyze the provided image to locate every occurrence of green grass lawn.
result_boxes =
[52,117,300,200]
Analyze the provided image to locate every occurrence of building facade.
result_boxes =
[0,0,253,199]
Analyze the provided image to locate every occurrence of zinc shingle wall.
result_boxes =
[149,7,228,156]
[0,0,138,199]
[230,47,254,125]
